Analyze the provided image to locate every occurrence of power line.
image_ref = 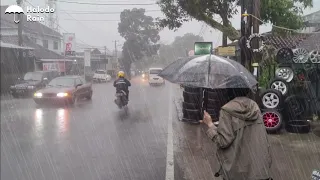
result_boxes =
[61,19,120,21]
[59,9,161,14]
[58,0,157,5]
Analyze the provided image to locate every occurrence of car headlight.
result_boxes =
[27,86,34,89]
[10,85,15,89]
[142,74,145,78]
[57,92,68,97]
[34,92,42,97]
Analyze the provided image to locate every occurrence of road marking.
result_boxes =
[166,83,174,180]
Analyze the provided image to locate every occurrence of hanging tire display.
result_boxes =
[259,89,283,109]
[276,47,294,64]
[262,109,283,133]
[292,48,309,63]
[183,91,201,104]
[285,120,311,134]
[246,33,266,52]
[284,95,307,121]
[275,67,294,82]
[309,50,320,63]
[269,78,289,96]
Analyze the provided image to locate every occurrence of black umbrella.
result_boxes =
[159,54,258,89]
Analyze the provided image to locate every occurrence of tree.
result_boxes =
[157,0,313,45]
[159,33,204,64]
[118,8,160,75]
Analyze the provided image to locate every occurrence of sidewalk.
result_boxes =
[172,87,320,180]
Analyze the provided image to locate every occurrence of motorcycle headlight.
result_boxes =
[34,92,42,97]
[57,92,68,97]
[27,86,34,89]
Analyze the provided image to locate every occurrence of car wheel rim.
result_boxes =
[262,112,280,128]
[271,81,287,94]
[293,48,309,63]
[275,68,294,82]
[262,92,280,108]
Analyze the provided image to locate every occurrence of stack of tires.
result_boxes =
[182,86,203,123]
[259,47,318,134]
[203,89,230,123]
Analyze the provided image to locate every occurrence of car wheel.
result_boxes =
[259,89,283,109]
[86,91,93,100]
[69,95,76,105]
[183,91,201,104]
[12,93,19,98]
[269,78,289,96]
[285,120,311,134]
[284,95,306,121]
[275,67,294,82]
[276,47,294,64]
[261,109,283,133]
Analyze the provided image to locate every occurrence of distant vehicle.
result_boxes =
[93,69,111,83]
[148,68,165,85]
[10,70,60,98]
[33,75,93,105]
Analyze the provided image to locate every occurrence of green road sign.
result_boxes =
[194,42,212,55]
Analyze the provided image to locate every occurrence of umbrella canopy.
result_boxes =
[159,54,258,89]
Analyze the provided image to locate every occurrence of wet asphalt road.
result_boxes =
[1,77,172,180]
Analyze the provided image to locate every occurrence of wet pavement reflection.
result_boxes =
[1,78,171,180]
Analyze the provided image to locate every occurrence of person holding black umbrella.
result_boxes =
[200,76,273,180]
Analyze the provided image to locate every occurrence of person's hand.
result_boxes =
[200,110,214,128]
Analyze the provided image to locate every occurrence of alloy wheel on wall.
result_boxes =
[259,89,283,109]
[262,109,283,133]
[275,67,294,82]
[269,78,289,96]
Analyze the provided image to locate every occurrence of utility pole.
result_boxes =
[240,0,247,67]
[104,46,107,70]
[17,0,23,46]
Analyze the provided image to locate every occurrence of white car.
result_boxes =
[93,70,111,82]
[148,68,165,85]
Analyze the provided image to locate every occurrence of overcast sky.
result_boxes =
[1,0,319,52]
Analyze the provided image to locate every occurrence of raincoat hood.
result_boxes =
[222,97,260,121]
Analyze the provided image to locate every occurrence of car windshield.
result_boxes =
[23,72,43,81]
[95,70,106,74]
[48,78,75,87]
[149,69,162,74]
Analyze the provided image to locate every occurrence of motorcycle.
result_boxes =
[114,90,128,109]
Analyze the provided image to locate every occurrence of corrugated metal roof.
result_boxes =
[1,35,64,59]
[0,41,34,49]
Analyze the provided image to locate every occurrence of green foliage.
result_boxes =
[158,33,204,64]
[118,8,160,74]
[157,0,313,41]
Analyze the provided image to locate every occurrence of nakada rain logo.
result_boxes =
[5,5,24,24]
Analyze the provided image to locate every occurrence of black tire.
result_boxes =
[183,91,201,104]
[86,91,93,100]
[182,109,201,121]
[284,95,306,121]
[206,108,220,121]
[259,89,284,109]
[69,95,76,105]
[182,102,199,110]
[285,120,311,134]
[261,109,283,133]
[268,78,290,96]
[184,86,201,93]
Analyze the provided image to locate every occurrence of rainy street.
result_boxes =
[1,77,173,180]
